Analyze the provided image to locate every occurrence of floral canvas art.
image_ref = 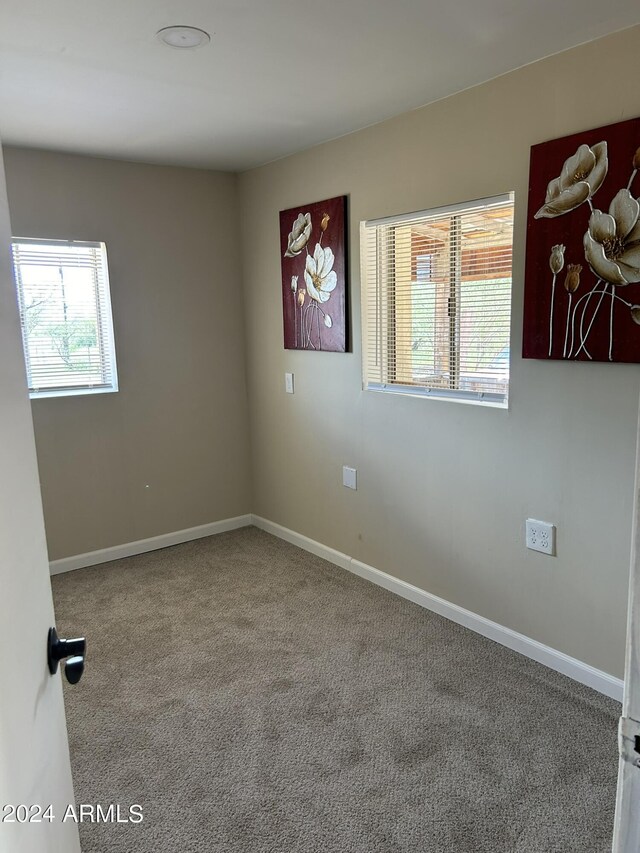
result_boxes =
[280,195,347,351]
[523,117,640,362]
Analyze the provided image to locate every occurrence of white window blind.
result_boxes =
[361,193,514,405]
[11,238,118,398]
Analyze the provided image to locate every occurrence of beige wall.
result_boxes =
[4,148,251,560]
[239,25,640,678]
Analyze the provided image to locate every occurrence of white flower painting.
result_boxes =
[284,213,312,258]
[523,118,640,364]
[583,189,640,286]
[279,196,347,352]
[304,245,337,303]
[535,142,608,219]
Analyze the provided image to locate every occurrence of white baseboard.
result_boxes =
[49,514,253,576]
[251,515,624,702]
[49,511,623,701]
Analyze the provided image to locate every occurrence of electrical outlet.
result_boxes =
[526,519,555,556]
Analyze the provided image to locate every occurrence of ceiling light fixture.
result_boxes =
[156,26,211,50]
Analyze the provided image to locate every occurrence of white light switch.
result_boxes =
[285,373,294,394]
[343,466,357,490]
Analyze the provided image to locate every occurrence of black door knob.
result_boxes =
[64,656,85,685]
[47,627,86,685]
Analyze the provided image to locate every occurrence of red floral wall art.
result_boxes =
[523,117,640,362]
[280,195,347,352]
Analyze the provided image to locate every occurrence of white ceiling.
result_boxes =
[0,0,638,172]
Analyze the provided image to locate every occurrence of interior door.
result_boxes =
[612,401,640,852]
[0,144,80,852]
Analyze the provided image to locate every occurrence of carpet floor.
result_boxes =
[51,527,619,853]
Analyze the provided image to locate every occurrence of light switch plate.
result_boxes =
[285,373,294,394]
[343,466,357,490]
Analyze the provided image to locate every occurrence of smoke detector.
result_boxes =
[156,26,211,50]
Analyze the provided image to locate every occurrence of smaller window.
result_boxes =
[361,193,514,406]
[11,238,118,399]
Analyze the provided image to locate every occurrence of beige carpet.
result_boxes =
[52,527,619,852]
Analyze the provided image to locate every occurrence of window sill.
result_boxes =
[364,383,508,409]
[29,385,119,401]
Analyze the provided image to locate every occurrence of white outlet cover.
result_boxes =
[285,372,294,394]
[526,518,555,556]
[343,466,357,490]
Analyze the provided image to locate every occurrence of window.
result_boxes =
[11,238,118,398]
[361,193,514,405]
